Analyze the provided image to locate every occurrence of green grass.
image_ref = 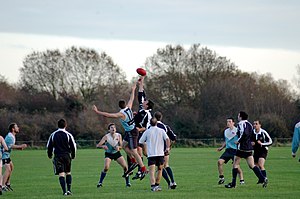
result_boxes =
[4,147,300,198]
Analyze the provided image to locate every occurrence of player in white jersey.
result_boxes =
[139,118,170,191]
[96,123,131,188]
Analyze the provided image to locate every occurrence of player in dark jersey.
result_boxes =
[225,111,268,189]
[154,111,177,189]
[252,120,272,179]
[47,119,77,196]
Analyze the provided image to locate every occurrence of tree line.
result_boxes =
[0,44,299,143]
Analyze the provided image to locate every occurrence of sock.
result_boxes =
[155,183,159,186]
[162,169,170,185]
[231,168,238,186]
[219,175,224,179]
[99,171,107,183]
[59,176,66,194]
[125,176,130,185]
[66,175,72,192]
[252,166,264,182]
[130,158,136,164]
[141,166,146,172]
[165,167,175,183]
[127,155,132,168]
[261,170,267,178]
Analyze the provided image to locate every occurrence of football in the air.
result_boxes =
[136,68,147,76]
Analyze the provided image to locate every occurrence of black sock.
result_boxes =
[261,170,267,178]
[252,166,264,182]
[99,171,107,183]
[59,176,66,194]
[125,176,130,184]
[165,167,175,183]
[162,169,170,185]
[66,175,72,192]
[219,175,224,179]
[231,168,238,186]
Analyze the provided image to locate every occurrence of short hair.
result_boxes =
[58,118,67,129]
[147,99,154,110]
[150,118,157,126]
[8,123,17,132]
[119,100,126,109]
[154,111,163,121]
[239,111,248,120]
[227,117,234,122]
[107,123,115,130]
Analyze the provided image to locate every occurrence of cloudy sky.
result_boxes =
[0,0,300,84]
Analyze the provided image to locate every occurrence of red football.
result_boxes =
[136,68,147,76]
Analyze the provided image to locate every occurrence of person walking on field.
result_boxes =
[2,123,27,192]
[0,135,8,195]
[96,123,131,188]
[47,119,77,196]
[252,120,272,179]
[292,121,300,160]
[217,117,244,185]
[139,118,170,192]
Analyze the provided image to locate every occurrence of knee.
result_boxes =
[217,160,223,166]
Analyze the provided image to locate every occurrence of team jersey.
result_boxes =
[253,128,272,151]
[47,128,77,158]
[139,126,169,157]
[2,132,15,159]
[292,122,300,154]
[105,133,121,154]
[120,107,135,131]
[224,127,238,150]
[134,91,152,129]
[237,120,254,151]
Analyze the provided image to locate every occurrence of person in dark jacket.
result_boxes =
[47,118,77,196]
[225,111,267,189]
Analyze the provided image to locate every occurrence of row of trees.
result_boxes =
[0,44,299,144]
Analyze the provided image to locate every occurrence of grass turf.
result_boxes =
[3,147,300,198]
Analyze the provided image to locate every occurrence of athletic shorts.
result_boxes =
[219,148,237,164]
[148,156,164,166]
[254,150,268,163]
[2,158,11,165]
[235,150,253,159]
[105,151,122,161]
[53,154,72,175]
[123,128,139,149]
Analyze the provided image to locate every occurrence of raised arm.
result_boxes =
[126,82,137,109]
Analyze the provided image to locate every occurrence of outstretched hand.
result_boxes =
[93,105,99,113]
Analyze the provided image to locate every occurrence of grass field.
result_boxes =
[4,147,300,198]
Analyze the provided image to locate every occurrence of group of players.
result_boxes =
[216,111,272,188]
[93,76,177,192]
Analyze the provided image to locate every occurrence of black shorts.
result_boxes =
[219,148,237,164]
[235,150,253,159]
[123,128,139,149]
[254,150,268,163]
[2,158,11,165]
[105,151,122,161]
[148,156,164,166]
[53,154,72,175]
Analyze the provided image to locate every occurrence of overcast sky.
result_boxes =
[0,0,300,84]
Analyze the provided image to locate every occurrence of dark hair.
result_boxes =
[147,99,154,110]
[58,118,67,129]
[119,100,126,109]
[239,111,248,120]
[150,118,157,126]
[8,123,17,132]
[227,117,234,122]
[154,111,163,121]
[107,123,115,130]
